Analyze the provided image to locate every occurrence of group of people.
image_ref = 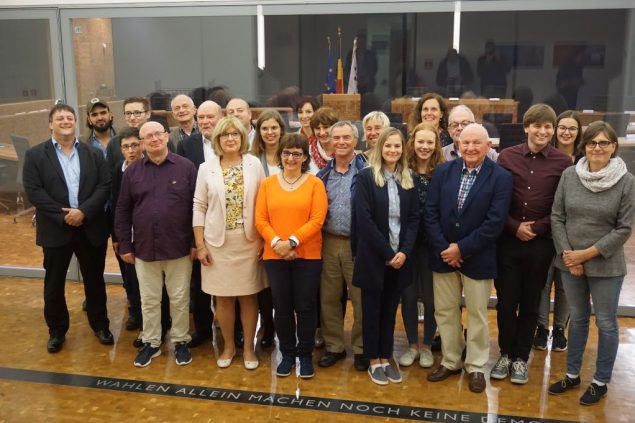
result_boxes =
[22,91,633,407]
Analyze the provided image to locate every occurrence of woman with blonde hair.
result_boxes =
[352,127,420,385]
[193,116,266,370]
[398,122,445,369]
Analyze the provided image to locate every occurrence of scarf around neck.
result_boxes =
[575,156,627,192]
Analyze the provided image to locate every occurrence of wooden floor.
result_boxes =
[1,277,634,422]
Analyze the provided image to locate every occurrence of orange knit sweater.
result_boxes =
[255,174,328,260]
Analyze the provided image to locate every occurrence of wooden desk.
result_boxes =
[392,98,519,125]
[0,143,18,162]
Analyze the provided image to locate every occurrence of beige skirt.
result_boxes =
[201,228,266,297]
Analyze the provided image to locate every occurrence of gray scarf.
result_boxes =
[575,156,627,192]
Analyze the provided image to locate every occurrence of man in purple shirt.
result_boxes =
[115,120,198,368]
[491,104,572,384]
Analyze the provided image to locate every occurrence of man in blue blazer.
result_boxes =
[425,123,512,393]
[23,103,113,353]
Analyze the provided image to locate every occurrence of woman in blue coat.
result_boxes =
[352,127,420,385]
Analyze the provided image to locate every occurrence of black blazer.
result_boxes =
[177,133,205,169]
[352,167,419,291]
[23,139,111,248]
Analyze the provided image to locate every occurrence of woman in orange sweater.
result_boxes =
[255,133,328,379]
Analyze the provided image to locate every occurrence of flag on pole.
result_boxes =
[325,37,336,93]
[336,26,344,94]
[347,37,358,94]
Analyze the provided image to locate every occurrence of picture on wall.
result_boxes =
[553,43,605,68]
[498,43,545,68]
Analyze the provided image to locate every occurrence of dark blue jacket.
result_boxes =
[425,157,512,280]
[351,167,420,291]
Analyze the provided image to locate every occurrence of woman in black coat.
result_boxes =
[352,127,419,386]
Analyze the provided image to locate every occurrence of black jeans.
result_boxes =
[495,233,555,361]
[264,259,322,358]
[116,253,141,319]
[43,229,109,337]
[362,267,402,360]
[191,260,214,338]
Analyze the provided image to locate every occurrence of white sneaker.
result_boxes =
[419,349,434,368]
[398,348,419,366]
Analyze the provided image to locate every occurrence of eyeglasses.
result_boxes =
[124,110,147,118]
[220,132,241,139]
[448,120,474,129]
[281,151,304,159]
[143,131,166,141]
[557,125,579,133]
[585,140,614,149]
[121,143,140,151]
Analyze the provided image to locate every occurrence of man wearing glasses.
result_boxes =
[115,121,198,368]
[443,105,499,162]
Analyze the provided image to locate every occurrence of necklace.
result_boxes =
[282,172,303,186]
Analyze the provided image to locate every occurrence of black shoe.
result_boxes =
[47,335,65,353]
[125,315,142,331]
[431,335,442,352]
[95,329,114,345]
[552,326,568,352]
[235,330,244,349]
[548,375,581,395]
[188,332,212,348]
[260,335,275,349]
[318,350,346,368]
[353,354,370,371]
[580,383,607,405]
[533,325,549,351]
[82,300,87,312]
[133,337,144,349]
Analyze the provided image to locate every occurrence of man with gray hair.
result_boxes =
[176,100,222,348]
[443,105,499,162]
[169,94,198,149]
[425,123,512,393]
[316,120,369,371]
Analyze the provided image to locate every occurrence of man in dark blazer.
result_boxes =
[424,123,512,393]
[22,103,114,353]
[176,100,222,348]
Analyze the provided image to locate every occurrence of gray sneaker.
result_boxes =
[368,366,389,385]
[510,359,529,384]
[490,354,511,380]
[384,364,402,383]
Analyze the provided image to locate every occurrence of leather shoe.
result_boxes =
[47,335,65,353]
[353,354,370,371]
[188,332,212,348]
[318,350,346,368]
[95,329,114,345]
[260,335,275,349]
[427,365,462,382]
[469,372,486,393]
[125,315,142,331]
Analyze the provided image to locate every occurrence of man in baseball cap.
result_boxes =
[81,97,116,157]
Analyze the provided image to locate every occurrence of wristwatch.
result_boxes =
[289,239,298,249]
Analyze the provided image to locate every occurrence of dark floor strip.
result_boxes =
[0,367,577,423]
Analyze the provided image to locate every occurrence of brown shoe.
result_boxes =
[469,372,486,393]
[427,365,462,382]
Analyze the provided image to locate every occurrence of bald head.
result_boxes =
[198,100,222,139]
[140,120,169,159]
[226,98,252,130]
[459,123,491,169]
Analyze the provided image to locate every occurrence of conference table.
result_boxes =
[0,143,17,162]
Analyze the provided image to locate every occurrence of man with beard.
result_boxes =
[81,98,116,158]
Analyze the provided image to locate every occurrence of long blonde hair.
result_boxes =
[369,127,414,189]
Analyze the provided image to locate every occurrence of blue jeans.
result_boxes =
[400,245,436,346]
[561,270,623,383]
